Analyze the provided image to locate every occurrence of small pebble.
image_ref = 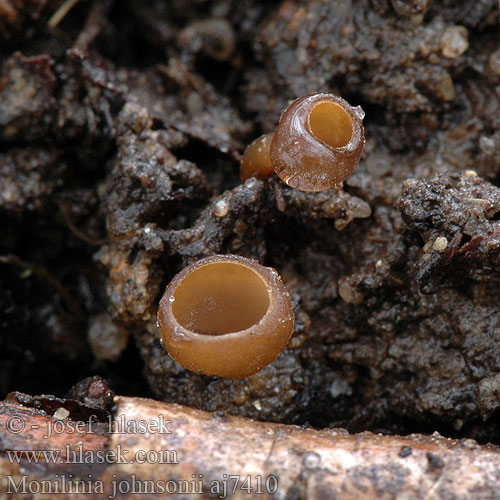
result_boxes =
[440,26,469,58]
[88,313,129,362]
[212,199,229,218]
[399,446,412,458]
[479,136,495,156]
[437,72,455,101]
[53,407,70,420]
[432,236,448,252]
[339,280,355,303]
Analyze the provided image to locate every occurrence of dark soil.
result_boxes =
[1,0,499,444]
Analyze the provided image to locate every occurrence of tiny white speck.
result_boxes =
[212,200,229,218]
[433,236,448,253]
[53,407,70,420]
[353,106,365,120]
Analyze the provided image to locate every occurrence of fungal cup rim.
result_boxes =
[305,94,362,153]
[161,256,276,340]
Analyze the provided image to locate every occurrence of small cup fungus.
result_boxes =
[240,132,274,182]
[240,93,365,192]
[157,254,294,378]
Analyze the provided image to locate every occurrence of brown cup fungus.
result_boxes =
[240,132,274,182]
[240,93,365,192]
[157,255,294,378]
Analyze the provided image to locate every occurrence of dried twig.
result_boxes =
[60,203,107,246]
[47,0,81,29]
[1,395,500,499]
[73,0,113,52]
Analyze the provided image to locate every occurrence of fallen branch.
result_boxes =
[1,395,500,499]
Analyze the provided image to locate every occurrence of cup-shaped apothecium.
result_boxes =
[239,132,275,182]
[157,255,294,378]
[271,93,365,192]
[239,93,365,192]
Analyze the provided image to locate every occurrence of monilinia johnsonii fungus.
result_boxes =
[271,93,365,191]
[240,93,365,192]
[240,132,274,182]
[157,255,294,378]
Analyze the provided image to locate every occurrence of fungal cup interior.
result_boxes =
[309,101,353,148]
[171,262,270,336]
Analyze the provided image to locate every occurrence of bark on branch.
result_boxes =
[1,395,500,499]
